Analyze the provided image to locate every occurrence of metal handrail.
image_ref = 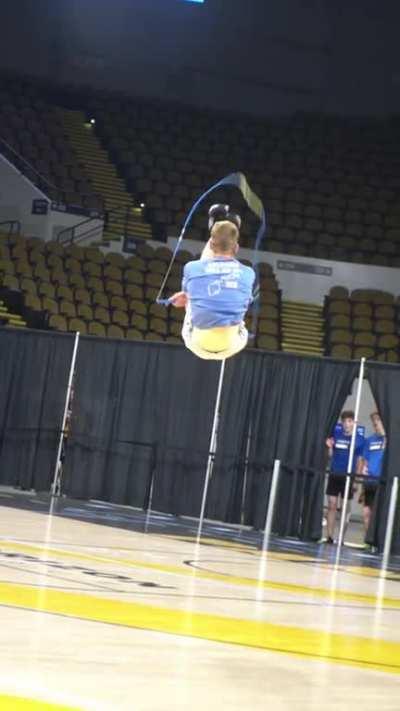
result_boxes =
[58,204,136,246]
[0,136,105,217]
[57,215,99,244]
[0,220,21,235]
[0,136,63,201]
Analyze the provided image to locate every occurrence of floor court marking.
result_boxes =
[1,540,399,610]
[0,581,400,675]
[0,695,77,710]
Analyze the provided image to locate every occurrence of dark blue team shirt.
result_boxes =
[362,435,385,478]
[330,431,365,474]
[182,257,255,329]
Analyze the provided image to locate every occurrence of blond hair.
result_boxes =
[210,220,239,255]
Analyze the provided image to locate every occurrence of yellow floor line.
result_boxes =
[0,695,77,710]
[1,541,399,609]
[0,581,399,675]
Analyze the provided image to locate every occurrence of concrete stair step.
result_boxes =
[281,318,324,333]
[282,348,323,356]
[283,301,323,310]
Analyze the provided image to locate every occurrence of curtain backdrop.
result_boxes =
[63,338,220,512]
[241,353,358,539]
[0,329,73,490]
[0,329,373,542]
[366,363,400,553]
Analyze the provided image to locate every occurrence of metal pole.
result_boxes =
[336,357,365,554]
[240,424,252,527]
[51,331,80,497]
[262,459,281,552]
[382,477,399,569]
[197,359,226,541]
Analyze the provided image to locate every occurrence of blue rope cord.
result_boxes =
[155,172,267,336]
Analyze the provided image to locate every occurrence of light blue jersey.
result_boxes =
[182,258,255,329]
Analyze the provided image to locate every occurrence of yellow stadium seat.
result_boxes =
[69,273,85,289]
[57,286,74,301]
[126,328,144,340]
[20,277,37,294]
[42,297,59,315]
[331,344,352,359]
[104,265,122,281]
[83,261,102,278]
[38,282,56,299]
[75,288,91,305]
[94,306,111,325]
[87,277,104,292]
[24,294,41,311]
[105,280,123,297]
[65,257,82,273]
[51,270,69,286]
[125,269,144,285]
[105,253,125,268]
[59,300,76,318]
[112,310,129,327]
[77,304,94,321]
[93,292,109,308]
[125,284,144,300]
[107,324,125,339]
[131,314,148,331]
[257,335,279,350]
[110,295,128,311]
[88,321,106,337]
[68,318,87,334]
[49,314,68,331]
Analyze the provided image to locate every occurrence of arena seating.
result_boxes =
[85,95,400,266]
[2,75,400,268]
[324,286,399,361]
[0,78,103,212]
[0,231,281,349]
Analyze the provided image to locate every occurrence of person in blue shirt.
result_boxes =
[325,410,365,544]
[360,412,386,535]
[170,210,255,360]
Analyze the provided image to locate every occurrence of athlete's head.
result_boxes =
[210,220,239,257]
[340,410,355,435]
[370,412,385,436]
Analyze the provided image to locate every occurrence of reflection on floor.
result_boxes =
[0,488,399,710]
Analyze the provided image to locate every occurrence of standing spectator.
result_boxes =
[325,410,365,544]
[360,412,386,536]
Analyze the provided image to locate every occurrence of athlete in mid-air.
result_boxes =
[170,205,255,360]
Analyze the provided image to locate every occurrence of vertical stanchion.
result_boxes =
[144,442,158,533]
[51,331,80,497]
[261,459,281,552]
[336,357,366,556]
[382,476,399,569]
[240,424,252,527]
[197,359,226,542]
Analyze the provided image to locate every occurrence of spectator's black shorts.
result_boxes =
[326,473,354,499]
[363,483,378,508]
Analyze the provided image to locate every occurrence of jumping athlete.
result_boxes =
[170,205,256,360]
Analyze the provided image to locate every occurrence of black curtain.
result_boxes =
[206,350,267,523]
[241,353,358,539]
[366,363,400,553]
[0,328,361,539]
[151,346,220,517]
[63,338,219,512]
[63,337,160,504]
[0,329,73,490]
